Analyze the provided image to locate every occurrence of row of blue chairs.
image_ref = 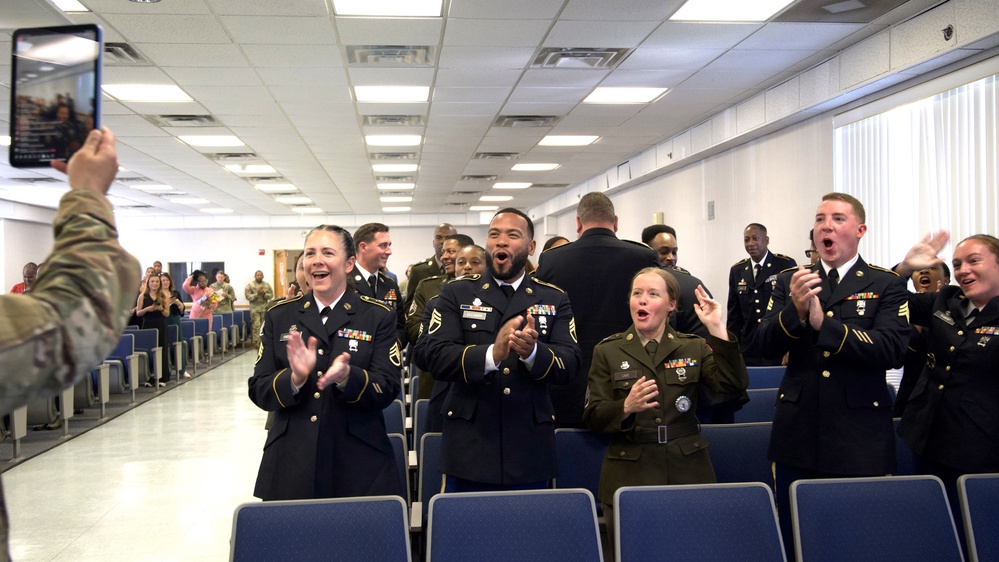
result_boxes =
[230,473,999,562]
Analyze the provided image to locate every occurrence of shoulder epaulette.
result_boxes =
[778,265,799,275]
[359,295,392,311]
[673,266,690,274]
[423,274,445,282]
[773,253,793,260]
[733,257,750,267]
[597,332,625,345]
[868,264,900,276]
[267,294,303,311]
[530,277,566,293]
[447,274,480,284]
[540,242,570,254]
[623,239,654,250]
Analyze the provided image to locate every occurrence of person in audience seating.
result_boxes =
[136,273,170,387]
[210,270,236,313]
[248,224,402,501]
[351,223,405,342]
[160,272,190,379]
[584,267,748,547]
[0,126,139,559]
[405,223,458,312]
[183,270,216,331]
[9,262,37,294]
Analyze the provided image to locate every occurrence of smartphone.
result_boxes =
[9,24,103,168]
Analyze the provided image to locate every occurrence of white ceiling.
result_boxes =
[0,0,943,219]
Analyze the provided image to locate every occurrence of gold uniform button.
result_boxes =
[314,392,320,399]
[447,410,454,417]
[471,323,477,329]
[619,451,626,457]
[780,393,785,399]
[826,311,834,317]
[945,366,951,372]
[949,346,956,352]
[823,351,830,358]
[755,309,761,313]
[310,415,317,423]
[503,388,511,396]
[822,370,831,378]
[958,330,964,336]
[655,418,662,424]
[938,384,945,390]
[757,319,762,323]
[503,367,511,375]
[873,401,879,407]
[318,349,324,355]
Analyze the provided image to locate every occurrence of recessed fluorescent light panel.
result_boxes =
[511,163,559,171]
[275,196,313,205]
[225,164,276,174]
[179,135,245,147]
[469,205,499,211]
[372,164,419,173]
[584,87,669,104]
[383,206,412,212]
[669,0,796,22]
[493,182,532,190]
[101,84,192,102]
[480,196,513,202]
[365,135,423,146]
[380,196,413,203]
[52,0,89,12]
[332,0,443,17]
[293,206,324,214]
[354,86,430,103]
[377,183,416,190]
[539,135,599,146]
[254,183,299,194]
[201,207,234,214]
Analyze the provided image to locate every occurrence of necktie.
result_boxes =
[827,268,839,292]
[500,284,514,299]
[645,340,658,358]
[967,308,979,325]
[753,263,762,282]
[367,274,377,293]
[320,306,331,325]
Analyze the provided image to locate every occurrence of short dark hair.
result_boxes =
[577,192,615,225]
[808,229,814,243]
[492,208,535,240]
[821,192,866,224]
[353,223,389,249]
[941,262,951,280]
[306,225,356,259]
[445,233,475,248]
[641,224,677,246]
[745,223,767,235]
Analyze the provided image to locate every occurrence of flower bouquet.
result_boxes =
[198,288,221,310]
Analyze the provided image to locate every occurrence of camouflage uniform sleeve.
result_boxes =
[0,189,141,414]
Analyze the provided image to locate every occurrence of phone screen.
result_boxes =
[8,24,102,168]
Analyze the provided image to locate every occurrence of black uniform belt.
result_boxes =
[631,421,701,444]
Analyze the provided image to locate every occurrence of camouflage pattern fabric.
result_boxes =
[210,281,237,313]
[244,280,273,343]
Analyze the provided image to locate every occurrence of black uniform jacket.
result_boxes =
[898,289,999,472]
[727,251,797,365]
[350,268,406,342]
[404,255,440,313]
[249,290,403,500]
[534,228,659,425]
[423,272,582,484]
[584,325,748,505]
[753,257,910,475]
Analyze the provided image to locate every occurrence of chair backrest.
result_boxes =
[553,428,611,512]
[791,475,963,562]
[383,400,405,435]
[124,325,139,330]
[132,328,159,353]
[192,317,211,337]
[427,489,602,562]
[220,312,233,328]
[181,320,195,341]
[409,374,419,404]
[230,496,411,562]
[387,433,410,505]
[959,473,999,562]
[167,324,181,345]
[701,422,774,490]
[614,483,785,562]
[418,432,443,527]
[733,388,778,423]
[747,365,785,389]
[893,418,917,476]
[413,399,429,453]
[107,333,134,361]
[212,314,224,334]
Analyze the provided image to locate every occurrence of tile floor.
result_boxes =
[5,352,265,561]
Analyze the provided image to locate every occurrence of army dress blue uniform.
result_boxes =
[898,288,999,473]
[249,290,403,500]
[726,251,797,365]
[422,273,582,486]
[754,258,910,475]
[350,268,406,343]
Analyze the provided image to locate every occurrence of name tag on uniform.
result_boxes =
[462,310,487,320]
[934,310,956,325]
[280,333,291,341]
[613,370,639,381]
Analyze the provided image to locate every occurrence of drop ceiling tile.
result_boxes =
[256,67,348,86]
[560,0,684,21]
[506,87,590,103]
[201,96,282,116]
[220,16,337,45]
[335,17,443,45]
[517,69,611,88]
[436,69,523,88]
[102,65,177,85]
[433,88,512,103]
[138,43,249,67]
[218,114,294,127]
[66,13,128,42]
[449,0,563,20]
[163,66,264,87]
[444,19,552,47]
[543,20,662,48]
[598,69,694,87]
[355,102,430,115]
[438,46,536,70]
[616,46,726,71]
[270,84,352,104]
[739,22,867,51]
[429,102,504,116]
[101,14,232,44]
[82,0,212,15]
[347,67,435,87]
[678,68,774,90]
[501,101,579,114]
[706,49,818,74]
[241,44,343,68]
[644,22,762,49]
[207,0,328,16]
[182,85,272,102]
[116,101,211,115]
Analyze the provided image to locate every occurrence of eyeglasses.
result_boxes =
[805,250,816,258]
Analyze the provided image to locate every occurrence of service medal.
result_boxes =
[676,367,687,382]
[675,396,691,413]
[621,361,630,370]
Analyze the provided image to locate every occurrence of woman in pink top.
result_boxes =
[183,270,217,331]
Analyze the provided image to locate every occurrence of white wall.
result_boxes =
[116,224,490,293]
[538,114,834,301]
[2,219,55,292]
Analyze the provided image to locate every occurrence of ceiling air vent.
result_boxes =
[370,152,418,160]
[14,177,60,184]
[208,152,259,162]
[474,152,519,160]
[444,203,468,207]
[493,115,562,128]
[375,176,416,182]
[115,175,148,183]
[104,42,152,66]
[532,48,634,70]
[346,45,436,66]
[529,183,570,188]
[460,175,499,182]
[451,191,482,196]
[145,115,221,127]
[364,115,426,126]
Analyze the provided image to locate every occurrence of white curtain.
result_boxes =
[834,73,999,267]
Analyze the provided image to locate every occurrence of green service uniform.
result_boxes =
[244,279,274,344]
[210,281,236,313]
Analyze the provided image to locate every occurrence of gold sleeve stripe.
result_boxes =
[766,297,774,312]
[537,347,557,380]
[347,369,370,403]
[272,368,288,408]
[835,325,848,354]
[461,345,473,384]
[899,302,910,323]
[852,329,873,344]
[778,310,801,339]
